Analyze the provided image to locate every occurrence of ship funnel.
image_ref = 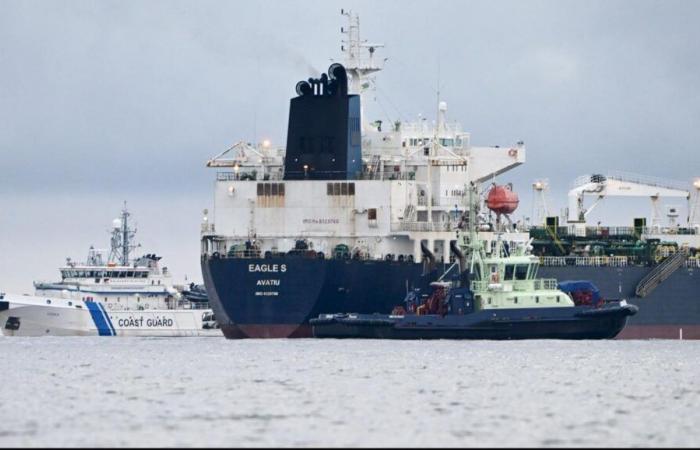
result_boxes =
[284,64,361,181]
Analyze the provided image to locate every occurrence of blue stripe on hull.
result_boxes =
[85,302,113,336]
[98,303,117,336]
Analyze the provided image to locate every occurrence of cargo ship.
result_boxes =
[200,11,699,339]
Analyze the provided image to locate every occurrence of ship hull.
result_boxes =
[202,257,700,339]
[310,305,637,340]
[0,296,221,337]
[539,266,700,340]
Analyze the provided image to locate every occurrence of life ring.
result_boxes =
[508,148,517,157]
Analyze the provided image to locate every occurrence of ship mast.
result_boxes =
[340,9,384,132]
[109,202,138,266]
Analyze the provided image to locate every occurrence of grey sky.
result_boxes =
[1,0,699,292]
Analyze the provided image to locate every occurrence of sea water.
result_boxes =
[1,337,699,447]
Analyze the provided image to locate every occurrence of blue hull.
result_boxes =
[201,256,700,339]
[310,304,638,340]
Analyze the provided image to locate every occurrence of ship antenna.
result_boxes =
[108,202,139,266]
[340,9,385,131]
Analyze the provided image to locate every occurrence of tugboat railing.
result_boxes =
[471,279,558,292]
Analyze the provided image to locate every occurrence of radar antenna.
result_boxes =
[108,202,139,266]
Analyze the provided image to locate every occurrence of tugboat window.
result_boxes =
[515,265,528,280]
[505,265,515,280]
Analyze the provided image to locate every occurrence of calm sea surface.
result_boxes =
[1,337,699,448]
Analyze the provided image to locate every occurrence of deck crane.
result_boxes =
[567,172,692,231]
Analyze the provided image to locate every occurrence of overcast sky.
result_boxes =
[1,0,699,292]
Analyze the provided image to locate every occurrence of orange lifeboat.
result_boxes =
[486,184,519,215]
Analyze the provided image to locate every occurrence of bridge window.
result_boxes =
[505,265,515,280]
[515,265,529,280]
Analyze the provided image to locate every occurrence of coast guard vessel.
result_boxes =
[200,10,699,339]
[1,206,219,337]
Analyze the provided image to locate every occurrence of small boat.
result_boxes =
[311,185,638,340]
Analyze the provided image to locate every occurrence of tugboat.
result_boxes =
[310,184,638,339]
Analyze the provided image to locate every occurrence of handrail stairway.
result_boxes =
[635,251,687,298]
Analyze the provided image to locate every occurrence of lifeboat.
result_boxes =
[486,184,519,215]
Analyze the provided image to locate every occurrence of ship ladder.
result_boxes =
[370,154,381,179]
[403,204,416,222]
[635,251,687,298]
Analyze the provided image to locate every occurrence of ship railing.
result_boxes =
[391,221,453,232]
[540,257,567,267]
[530,226,638,239]
[534,279,559,290]
[539,256,628,267]
[201,223,216,233]
[216,171,284,182]
[471,278,559,292]
[172,300,210,310]
[574,256,628,267]
[225,250,263,259]
[357,170,417,181]
[635,252,687,297]
[571,171,688,192]
[531,225,699,240]
[686,258,700,269]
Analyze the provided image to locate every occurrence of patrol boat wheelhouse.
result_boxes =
[1,206,219,337]
[200,11,531,338]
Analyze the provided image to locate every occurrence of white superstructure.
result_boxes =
[201,11,529,263]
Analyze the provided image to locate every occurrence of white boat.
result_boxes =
[0,205,221,337]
